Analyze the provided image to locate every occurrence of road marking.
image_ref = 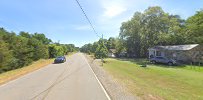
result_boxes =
[82,54,111,100]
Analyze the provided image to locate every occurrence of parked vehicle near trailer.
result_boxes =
[149,57,176,66]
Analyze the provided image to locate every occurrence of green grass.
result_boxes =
[103,58,203,100]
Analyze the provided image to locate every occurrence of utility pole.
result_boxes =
[101,34,103,66]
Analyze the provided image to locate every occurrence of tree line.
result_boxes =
[80,37,116,58]
[80,6,203,58]
[0,28,78,73]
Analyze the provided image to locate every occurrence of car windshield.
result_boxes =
[57,57,64,59]
[157,57,164,59]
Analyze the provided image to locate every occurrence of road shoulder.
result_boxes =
[84,54,137,100]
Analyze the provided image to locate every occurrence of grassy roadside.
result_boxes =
[103,58,203,100]
[0,52,76,85]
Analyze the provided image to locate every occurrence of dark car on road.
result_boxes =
[149,57,176,66]
[54,56,66,63]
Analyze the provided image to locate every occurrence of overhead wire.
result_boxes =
[75,0,102,38]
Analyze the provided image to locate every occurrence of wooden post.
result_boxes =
[101,34,103,66]
[191,62,193,69]
[199,62,201,70]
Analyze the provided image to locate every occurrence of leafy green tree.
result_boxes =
[64,44,76,53]
[0,40,14,72]
[0,27,73,73]
[81,6,202,59]
[19,31,31,38]
[48,44,66,58]
[80,43,94,54]
[115,38,126,54]
[33,33,52,44]
[120,12,142,57]
[13,36,34,67]
[184,10,203,44]
[92,42,99,53]
[28,38,49,60]
[95,39,108,59]
[107,37,116,49]
[119,6,185,57]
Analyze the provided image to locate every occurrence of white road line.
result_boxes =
[82,54,111,100]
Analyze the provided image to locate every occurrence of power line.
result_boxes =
[75,0,105,66]
[75,0,101,38]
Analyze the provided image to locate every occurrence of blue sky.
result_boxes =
[0,0,203,47]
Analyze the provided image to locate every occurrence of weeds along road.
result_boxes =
[0,53,110,100]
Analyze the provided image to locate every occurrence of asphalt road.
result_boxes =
[0,53,110,100]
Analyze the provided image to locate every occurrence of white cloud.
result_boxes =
[103,4,127,18]
[97,0,164,37]
[101,0,127,18]
[74,25,91,31]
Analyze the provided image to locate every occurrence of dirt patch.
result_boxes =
[85,54,138,100]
